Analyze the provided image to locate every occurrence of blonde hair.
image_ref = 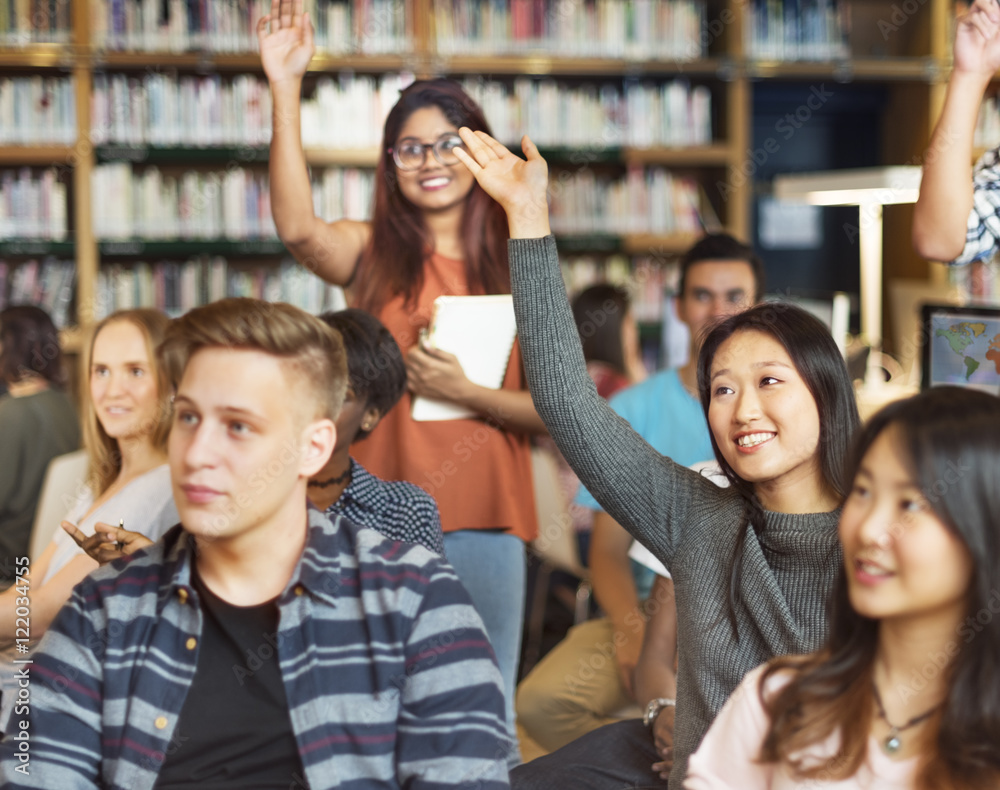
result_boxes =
[82,309,172,495]
[159,298,347,424]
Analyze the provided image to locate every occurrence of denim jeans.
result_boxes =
[443,530,526,766]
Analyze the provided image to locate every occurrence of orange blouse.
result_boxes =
[351,252,538,542]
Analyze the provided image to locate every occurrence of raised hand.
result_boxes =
[257,0,315,85]
[453,128,551,238]
[954,0,1000,79]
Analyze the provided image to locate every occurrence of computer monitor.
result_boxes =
[919,303,1000,395]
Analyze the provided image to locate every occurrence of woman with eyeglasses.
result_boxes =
[259,0,545,762]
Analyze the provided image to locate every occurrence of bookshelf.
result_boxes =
[0,0,968,360]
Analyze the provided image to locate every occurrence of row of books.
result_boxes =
[92,162,276,240]
[0,257,75,328]
[433,0,707,59]
[463,76,712,149]
[94,257,347,319]
[745,0,850,61]
[91,73,273,147]
[548,166,703,235]
[91,163,374,240]
[87,70,713,151]
[90,0,411,54]
[0,0,71,46]
[975,96,1000,152]
[561,253,674,323]
[0,76,77,145]
[0,168,68,241]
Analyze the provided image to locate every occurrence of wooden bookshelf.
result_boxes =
[0,0,963,348]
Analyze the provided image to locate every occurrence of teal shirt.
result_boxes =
[573,368,714,597]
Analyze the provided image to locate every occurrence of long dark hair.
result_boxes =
[352,79,510,314]
[572,283,630,374]
[696,302,860,639]
[759,387,1000,789]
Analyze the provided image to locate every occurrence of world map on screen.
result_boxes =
[929,315,1000,388]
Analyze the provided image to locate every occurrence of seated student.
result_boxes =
[0,309,177,729]
[307,308,445,554]
[453,129,861,789]
[913,0,1000,264]
[517,237,762,755]
[686,387,1000,789]
[0,298,510,789]
[72,308,446,559]
[0,305,81,583]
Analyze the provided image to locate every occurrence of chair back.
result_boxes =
[29,449,89,562]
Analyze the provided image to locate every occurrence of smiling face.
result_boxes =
[393,105,476,215]
[708,329,824,500]
[839,426,973,626]
[90,320,161,443]
[169,347,334,545]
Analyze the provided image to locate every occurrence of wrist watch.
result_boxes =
[642,697,676,728]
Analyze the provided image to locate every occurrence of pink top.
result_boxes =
[685,665,919,790]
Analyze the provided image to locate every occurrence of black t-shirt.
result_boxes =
[154,565,309,790]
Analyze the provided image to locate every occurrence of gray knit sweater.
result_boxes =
[509,236,842,787]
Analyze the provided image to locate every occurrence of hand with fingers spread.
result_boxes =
[258,0,315,85]
[61,520,154,565]
[453,128,552,239]
[954,0,1000,79]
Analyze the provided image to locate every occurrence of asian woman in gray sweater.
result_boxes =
[452,128,861,788]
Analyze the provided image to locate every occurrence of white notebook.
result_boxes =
[411,294,518,422]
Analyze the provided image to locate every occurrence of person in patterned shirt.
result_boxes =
[914,0,1000,265]
[307,308,446,555]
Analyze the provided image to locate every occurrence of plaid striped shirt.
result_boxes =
[328,459,445,556]
[0,510,509,789]
[956,144,1000,266]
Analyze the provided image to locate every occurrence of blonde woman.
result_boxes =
[0,309,179,730]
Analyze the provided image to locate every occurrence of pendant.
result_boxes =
[883,729,901,755]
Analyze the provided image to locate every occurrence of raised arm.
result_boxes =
[453,129,719,563]
[913,0,1000,263]
[259,0,370,285]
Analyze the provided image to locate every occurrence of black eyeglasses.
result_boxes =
[389,133,465,171]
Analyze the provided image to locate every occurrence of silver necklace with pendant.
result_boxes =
[872,682,939,755]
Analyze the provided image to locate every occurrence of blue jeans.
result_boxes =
[444,530,526,765]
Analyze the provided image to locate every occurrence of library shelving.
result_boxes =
[0,0,972,360]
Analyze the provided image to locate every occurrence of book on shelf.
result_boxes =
[433,0,707,60]
[95,257,347,318]
[0,0,71,45]
[0,168,68,242]
[0,76,77,145]
[746,0,850,62]
[463,76,712,150]
[0,256,75,327]
[89,0,412,54]
[548,165,702,235]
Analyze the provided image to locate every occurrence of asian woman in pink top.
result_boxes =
[686,386,1000,790]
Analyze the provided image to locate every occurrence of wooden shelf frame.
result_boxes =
[0,0,961,343]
